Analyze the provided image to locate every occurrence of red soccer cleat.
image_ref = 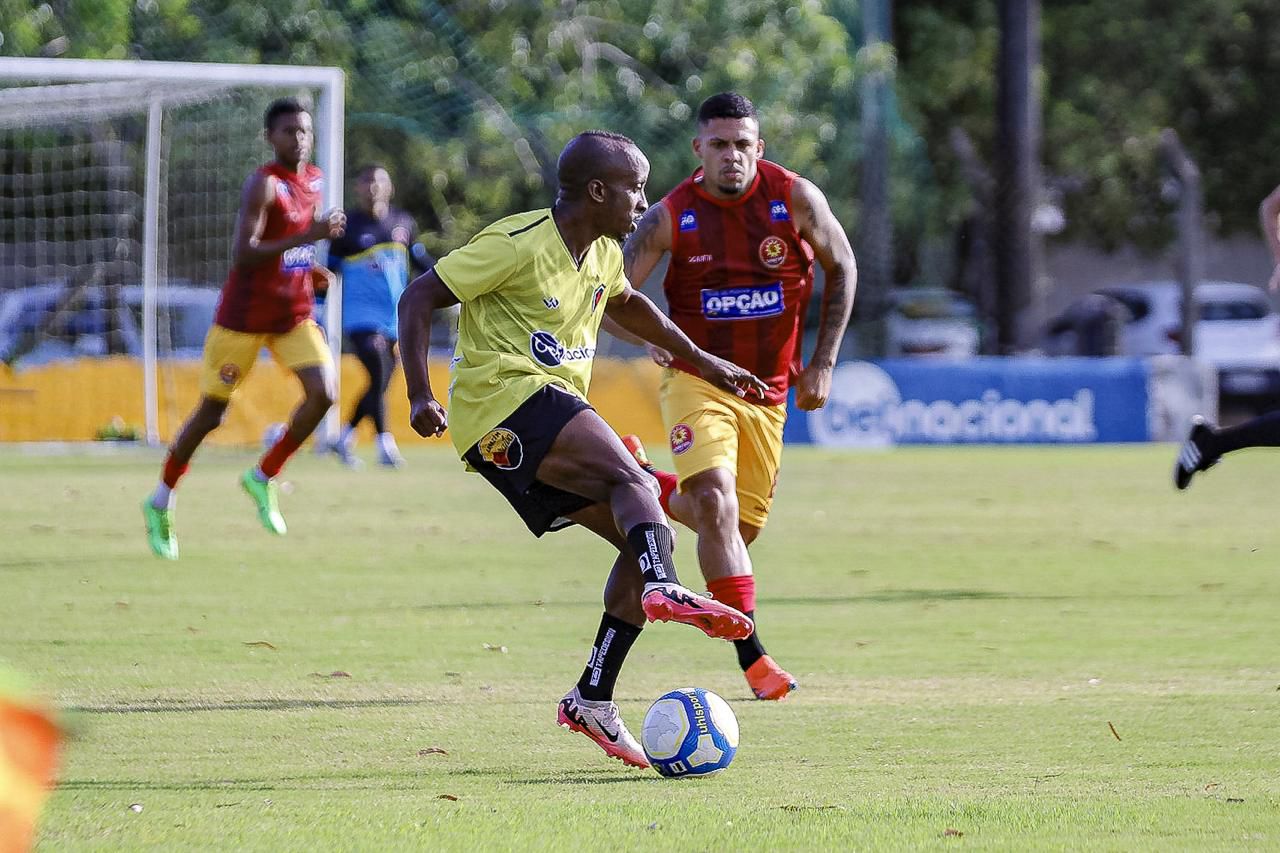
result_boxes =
[642,583,754,641]
[744,655,798,701]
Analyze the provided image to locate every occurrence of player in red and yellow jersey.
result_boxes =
[609,92,857,699]
[141,97,346,559]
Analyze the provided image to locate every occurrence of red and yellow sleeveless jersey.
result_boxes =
[214,161,324,333]
[660,159,815,406]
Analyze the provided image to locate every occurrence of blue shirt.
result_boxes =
[329,207,431,338]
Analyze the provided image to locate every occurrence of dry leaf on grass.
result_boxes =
[418,747,448,756]
[243,641,277,650]
[309,671,351,679]
[128,803,143,813]
[943,828,964,837]
[437,794,459,801]
[482,643,508,653]
[1107,721,1122,741]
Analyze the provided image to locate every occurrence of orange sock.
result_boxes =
[259,428,303,478]
[707,574,756,614]
[654,470,678,518]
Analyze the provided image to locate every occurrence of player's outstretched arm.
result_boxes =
[791,177,857,411]
[231,172,346,269]
[605,286,767,399]
[397,269,460,437]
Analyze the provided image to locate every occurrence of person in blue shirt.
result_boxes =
[327,165,432,467]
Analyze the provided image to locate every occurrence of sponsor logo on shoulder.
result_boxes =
[530,330,595,368]
[769,200,790,221]
[669,423,694,455]
[679,209,698,231]
[592,283,606,311]
[701,283,785,320]
[280,244,316,272]
[759,235,787,268]
[543,296,560,310]
[478,427,523,469]
[686,254,713,264]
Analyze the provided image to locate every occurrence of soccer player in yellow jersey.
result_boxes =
[398,131,766,769]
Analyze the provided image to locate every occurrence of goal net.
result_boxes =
[0,58,343,445]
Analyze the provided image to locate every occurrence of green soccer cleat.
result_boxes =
[141,499,178,560]
[240,469,287,535]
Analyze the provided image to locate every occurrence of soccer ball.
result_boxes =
[640,687,739,778]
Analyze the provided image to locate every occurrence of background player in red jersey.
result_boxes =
[608,92,857,699]
[141,97,346,559]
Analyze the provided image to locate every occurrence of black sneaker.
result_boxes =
[1173,416,1218,490]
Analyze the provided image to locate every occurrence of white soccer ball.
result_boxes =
[640,687,739,778]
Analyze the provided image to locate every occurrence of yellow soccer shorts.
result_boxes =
[199,319,331,401]
[658,368,787,529]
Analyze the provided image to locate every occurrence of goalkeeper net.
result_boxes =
[0,58,342,444]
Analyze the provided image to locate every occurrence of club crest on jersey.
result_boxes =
[478,427,523,470]
[678,209,698,232]
[530,330,594,368]
[591,283,606,311]
[280,244,316,272]
[759,235,787,268]
[701,283,785,320]
[218,363,241,386]
[669,423,694,455]
[769,200,790,221]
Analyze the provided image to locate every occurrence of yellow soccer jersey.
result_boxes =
[434,208,627,456]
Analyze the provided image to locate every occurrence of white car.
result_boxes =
[1071,281,1280,408]
[0,283,218,366]
[883,288,982,358]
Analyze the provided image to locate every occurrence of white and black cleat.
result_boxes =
[1174,416,1218,491]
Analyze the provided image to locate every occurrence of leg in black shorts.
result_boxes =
[463,384,596,536]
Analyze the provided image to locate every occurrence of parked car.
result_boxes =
[1044,281,1280,411]
[0,283,218,366]
[883,287,981,358]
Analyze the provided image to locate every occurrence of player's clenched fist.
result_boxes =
[308,208,346,241]
[409,395,448,437]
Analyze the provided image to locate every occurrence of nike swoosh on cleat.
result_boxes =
[596,721,621,742]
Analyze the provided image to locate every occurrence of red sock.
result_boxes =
[258,428,304,479]
[162,453,189,489]
[653,470,678,518]
[707,574,756,614]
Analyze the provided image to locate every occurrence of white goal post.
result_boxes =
[0,57,345,446]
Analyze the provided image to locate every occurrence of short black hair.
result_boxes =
[576,129,636,147]
[696,92,758,124]
[355,163,389,180]
[264,97,309,131]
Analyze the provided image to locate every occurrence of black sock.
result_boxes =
[626,522,680,586]
[576,613,642,701]
[734,611,767,670]
[1214,411,1280,455]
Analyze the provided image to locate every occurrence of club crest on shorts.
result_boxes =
[669,423,694,455]
[478,427,523,470]
[218,363,241,386]
[759,235,787,269]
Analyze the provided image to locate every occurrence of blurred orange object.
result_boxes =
[0,680,62,853]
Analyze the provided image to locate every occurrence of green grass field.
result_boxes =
[4,442,1279,850]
